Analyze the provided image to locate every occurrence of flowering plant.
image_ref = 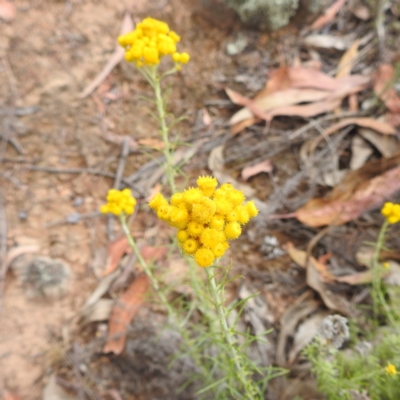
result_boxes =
[149,176,258,267]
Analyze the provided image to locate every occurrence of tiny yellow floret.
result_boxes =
[183,238,199,254]
[195,247,215,268]
[385,363,397,376]
[149,192,168,211]
[197,176,218,196]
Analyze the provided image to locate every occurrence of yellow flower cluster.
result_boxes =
[381,202,400,224]
[149,176,259,268]
[100,188,137,216]
[385,363,397,376]
[118,17,190,68]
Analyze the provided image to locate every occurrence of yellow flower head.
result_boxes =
[149,177,258,267]
[385,363,397,376]
[224,221,242,240]
[100,188,137,216]
[197,175,218,196]
[177,229,189,243]
[118,17,189,68]
[149,192,168,211]
[195,247,215,268]
[381,202,400,224]
[182,238,198,254]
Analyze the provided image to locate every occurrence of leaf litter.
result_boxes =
[4,0,400,398]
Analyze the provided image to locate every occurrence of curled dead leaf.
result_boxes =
[295,164,400,227]
[241,159,273,181]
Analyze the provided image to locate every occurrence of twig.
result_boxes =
[0,106,40,116]
[44,211,101,228]
[0,188,8,310]
[26,165,133,187]
[376,0,387,61]
[288,111,365,141]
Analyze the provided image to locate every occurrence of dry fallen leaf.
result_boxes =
[295,164,400,227]
[102,235,131,277]
[373,64,400,126]
[277,298,319,366]
[351,4,371,20]
[358,127,400,158]
[140,246,168,263]
[138,138,165,149]
[288,312,328,364]
[303,34,350,51]
[350,135,373,170]
[103,273,150,354]
[241,159,273,181]
[310,0,348,30]
[336,40,360,78]
[0,0,16,22]
[229,65,370,134]
[307,258,354,315]
[286,242,335,282]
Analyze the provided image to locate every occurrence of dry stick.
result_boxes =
[288,111,365,141]
[26,165,132,186]
[1,57,24,159]
[0,188,7,310]
[376,0,387,61]
[107,137,131,241]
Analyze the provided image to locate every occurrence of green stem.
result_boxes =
[147,66,176,193]
[205,266,261,399]
[371,220,396,325]
[119,214,177,323]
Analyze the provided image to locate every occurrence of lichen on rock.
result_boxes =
[224,0,299,31]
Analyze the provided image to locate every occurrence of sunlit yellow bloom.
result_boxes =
[381,202,400,224]
[228,189,245,206]
[235,206,250,224]
[226,209,239,223]
[149,177,258,267]
[191,197,216,224]
[246,200,259,218]
[187,220,205,237]
[383,262,390,269]
[183,187,203,204]
[177,229,189,243]
[149,193,168,211]
[100,188,137,216]
[170,207,189,229]
[157,205,172,221]
[385,363,397,376]
[195,247,215,268]
[211,241,229,258]
[171,193,185,206]
[118,17,189,68]
[183,238,199,254]
[200,228,221,248]
[209,214,225,231]
[214,197,234,215]
[224,221,242,240]
[197,176,218,197]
